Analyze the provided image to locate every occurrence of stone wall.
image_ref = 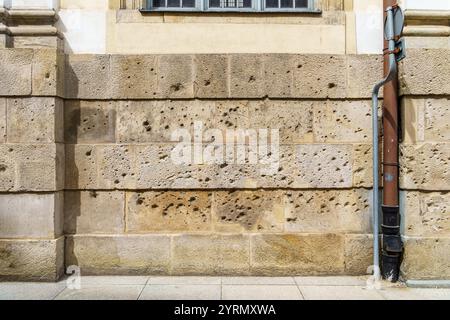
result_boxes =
[0,47,449,281]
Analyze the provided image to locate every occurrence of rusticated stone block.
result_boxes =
[97,145,135,189]
[0,49,32,96]
[157,55,194,99]
[64,100,116,143]
[194,54,229,98]
[0,144,64,191]
[399,49,450,96]
[32,49,63,97]
[400,143,450,190]
[251,234,345,275]
[172,234,250,275]
[110,55,158,99]
[65,235,170,275]
[284,189,371,233]
[401,98,425,143]
[7,97,63,143]
[292,55,346,98]
[313,100,372,143]
[294,144,353,188]
[352,144,373,188]
[0,192,63,239]
[403,191,450,237]
[64,191,125,234]
[263,54,294,98]
[346,55,383,98]
[344,234,373,275]
[126,191,212,232]
[0,237,64,281]
[212,190,285,233]
[117,100,215,143]
[229,54,265,98]
[401,237,450,280]
[0,99,5,143]
[65,54,110,99]
[65,144,98,189]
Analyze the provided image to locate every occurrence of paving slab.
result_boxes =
[147,276,221,285]
[54,285,144,300]
[294,276,368,286]
[379,288,450,300]
[222,277,296,285]
[222,285,303,300]
[0,282,65,300]
[299,285,384,300]
[79,276,149,286]
[140,285,221,300]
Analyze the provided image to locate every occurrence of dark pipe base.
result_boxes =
[382,253,402,282]
[381,205,403,282]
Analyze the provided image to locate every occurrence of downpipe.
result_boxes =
[371,5,401,282]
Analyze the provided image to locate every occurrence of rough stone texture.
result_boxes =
[0,144,64,191]
[403,191,450,237]
[64,191,125,234]
[0,192,63,239]
[212,190,285,233]
[284,189,371,233]
[401,237,450,280]
[352,144,373,188]
[264,54,294,98]
[7,97,63,143]
[172,234,250,275]
[400,143,450,191]
[97,144,135,189]
[293,55,347,99]
[344,234,373,275]
[251,234,345,275]
[0,49,32,96]
[32,49,64,97]
[346,55,383,98]
[126,191,212,232]
[313,100,372,143]
[65,54,110,99]
[65,235,170,275]
[194,54,228,98]
[157,55,194,99]
[65,144,97,189]
[230,54,265,98]
[0,98,5,143]
[399,49,450,96]
[110,55,158,99]
[64,100,116,143]
[0,238,64,281]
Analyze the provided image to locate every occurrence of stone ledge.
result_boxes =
[0,237,64,282]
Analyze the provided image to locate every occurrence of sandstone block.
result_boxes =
[194,54,229,98]
[294,144,353,188]
[344,234,373,275]
[399,49,450,96]
[263,54,294,98]
[110,55,158,99]
[403,191,450,237]
[64,191,125,234]
[284,189,371,233]
[352,144,373,188]
[401,98,425,143]
[171,234,250,275]
[64,100,116,143]
[292,55,346,98]
[313,100,372,143]
[229,54,265,98]
[0,192,63,239]
[97,145,135,189]
[32,49,62,97]
[346,55,383,98]
[400,143,450,190]
[0,237,64,281]
[0,49,32,96]
[251,234,345,275]
[65,144,98,189]
[126,191,212,232]
[65,54,110,99]
[157,55,194,99]
[0,143,64,191]
[7,97,63,143]
[424,98,450,141]
[212,190,285,233]
[0,99,5,143]
[65,235,170,275]
[401,236,450,280]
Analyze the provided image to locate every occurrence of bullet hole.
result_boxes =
[328,83,336,88]
[248,75,256,83]
[151,204,158,208]
[89,191,98,198]
[0,165,6,172]
[44,72,50,79]
[170,83,183,92]
[204,80,211,86]
[136,197,144,205]
[85,150,92,156]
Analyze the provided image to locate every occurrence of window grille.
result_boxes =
[147,0,313,11]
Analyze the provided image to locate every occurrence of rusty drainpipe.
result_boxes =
[381,0,403,282]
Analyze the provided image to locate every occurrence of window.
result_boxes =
[146,0,314,11]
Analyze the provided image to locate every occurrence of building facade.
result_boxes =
[0,0,449,281]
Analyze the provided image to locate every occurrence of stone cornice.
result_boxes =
[404,9,450,37]
[0,8,61,38]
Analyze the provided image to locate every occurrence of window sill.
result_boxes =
[139,8,322,14]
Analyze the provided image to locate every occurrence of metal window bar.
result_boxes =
[146,0,314,10]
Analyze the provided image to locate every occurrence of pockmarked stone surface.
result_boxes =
[0,49,32,96]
